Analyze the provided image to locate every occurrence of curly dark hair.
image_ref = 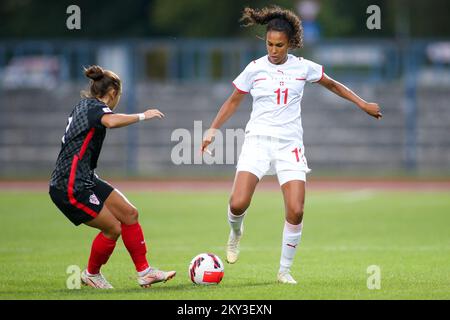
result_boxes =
[240,5,303,49]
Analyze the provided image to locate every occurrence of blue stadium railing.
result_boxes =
[0,39,449,174]
[0,39,406,83]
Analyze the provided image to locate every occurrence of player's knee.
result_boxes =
[286,204,304,224]
[229,196,250,216]
[112,223,122,238]
[104,222,121,239]
[128,206,139,223]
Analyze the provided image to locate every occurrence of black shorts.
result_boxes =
[49,177,114,226]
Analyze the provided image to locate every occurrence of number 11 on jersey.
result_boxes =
[275,88,288,105]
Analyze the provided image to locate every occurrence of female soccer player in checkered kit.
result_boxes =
[49,66,176,288]
[201,6,382,284]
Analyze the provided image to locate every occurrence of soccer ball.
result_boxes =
[189,253,224,285]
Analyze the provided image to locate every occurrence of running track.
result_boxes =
[1,179,450,192]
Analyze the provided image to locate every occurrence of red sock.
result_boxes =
[87,232,117,275]
[121,223,149,272]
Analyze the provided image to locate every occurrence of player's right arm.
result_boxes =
[201,90,247,153]
[101,109,165,128]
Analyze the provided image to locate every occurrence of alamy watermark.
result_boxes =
[66,5,81,30]
[366,5,381,30]
[66,265,81,289]
[171,121,245,165]
[367,265,381,290]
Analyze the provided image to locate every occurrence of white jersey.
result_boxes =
[233,54,323,142]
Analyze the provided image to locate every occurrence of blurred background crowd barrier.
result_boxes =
[0,0,449,179]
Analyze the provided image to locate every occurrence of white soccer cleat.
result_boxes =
[138,267,176,288]
[81,269,114,289]
[226,227,243,264]
[277,271,298,285]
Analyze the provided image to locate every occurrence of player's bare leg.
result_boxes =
[104,189,176,287]
[226,171,259,263]
[278,180,306,284]
[83,207,122,289]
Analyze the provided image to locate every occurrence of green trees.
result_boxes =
[0,0,449,39]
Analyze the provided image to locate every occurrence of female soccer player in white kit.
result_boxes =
[201,6,382,284]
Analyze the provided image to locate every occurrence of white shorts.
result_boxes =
[236,135,311,186]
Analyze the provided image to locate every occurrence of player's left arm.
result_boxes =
[317,74,382,119]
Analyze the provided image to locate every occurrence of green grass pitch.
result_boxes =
[0,189,449,299]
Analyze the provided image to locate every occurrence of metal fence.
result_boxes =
[0,38,449,177]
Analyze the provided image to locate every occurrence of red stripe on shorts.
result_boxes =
[67,128,98,218]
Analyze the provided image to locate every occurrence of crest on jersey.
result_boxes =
[89,194,100,205]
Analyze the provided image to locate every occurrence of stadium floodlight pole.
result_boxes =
[125,43,139,175]
[395,1,417,172]
[404,47,418,172]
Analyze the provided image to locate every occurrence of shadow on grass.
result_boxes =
[0,280,279,299]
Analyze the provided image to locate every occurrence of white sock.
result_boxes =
[137,266,151,277]
[228,205,246,236]
[86,270,98,276]
[279,221,303,274]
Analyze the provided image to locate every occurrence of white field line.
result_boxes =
[140,245,450,252]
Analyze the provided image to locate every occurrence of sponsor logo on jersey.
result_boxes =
[102,107,112,113]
